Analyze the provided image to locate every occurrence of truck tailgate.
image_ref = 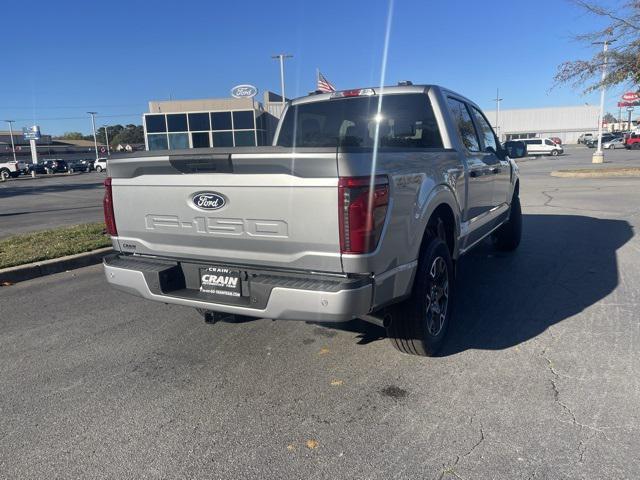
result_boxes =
[108,149,343,273]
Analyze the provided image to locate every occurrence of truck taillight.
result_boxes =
[338,175,389,254]
[103,177,117,236]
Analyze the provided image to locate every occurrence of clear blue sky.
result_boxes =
[1,0,624,135]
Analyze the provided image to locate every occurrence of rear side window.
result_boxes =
[446,97,480,152]
[470,107,497,152]
[277,93,443,149]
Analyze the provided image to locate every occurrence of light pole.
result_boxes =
[87,112,99,161]
[271,53,293,109]
[492,89,503,141]
[592,39,615,163]
[627,106,634,131]
[102,125,110,156]
[3,120,17,163]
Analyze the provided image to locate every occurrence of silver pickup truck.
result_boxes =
[103,84,522,356]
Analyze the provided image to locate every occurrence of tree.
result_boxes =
[58,131,85,140]
[603,112,617,123]
[554,1,640,93]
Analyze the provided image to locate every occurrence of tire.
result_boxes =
[69,168,74,173]
[492,193,522,251]
[96,166,103,172]
[386,237,454,356]
[551,149,559,156]
[608,144,615,149]
[0,169,9,181]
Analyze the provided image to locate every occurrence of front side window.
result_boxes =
[277,93,443,149]
[470,107,498,152]
[545,139,554,146]
[447,97,480,152]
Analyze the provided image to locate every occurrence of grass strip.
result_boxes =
[0,223,111,269]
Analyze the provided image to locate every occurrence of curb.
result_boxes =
[0,247,113,284]
[551,167,640,178]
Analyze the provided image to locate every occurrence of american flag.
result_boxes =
[317,71,336,93]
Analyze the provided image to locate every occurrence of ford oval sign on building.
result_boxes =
[231,84,258,98]
[191,192,227,210]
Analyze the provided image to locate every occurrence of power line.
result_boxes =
[3,103,146,110]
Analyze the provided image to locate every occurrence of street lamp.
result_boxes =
[87,111,99,161]
[491,89,503,141]
[592,39,615,164]
[102,125,110,156]
[271,53,293,109]
[3,120,17,163]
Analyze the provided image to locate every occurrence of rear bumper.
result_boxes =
[103,254,373,322]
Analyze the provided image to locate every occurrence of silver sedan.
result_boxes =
[603,137,625,149]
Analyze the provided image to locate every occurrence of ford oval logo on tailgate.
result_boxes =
[192,192,226,210]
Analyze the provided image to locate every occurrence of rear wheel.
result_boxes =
[0,169,9,181]
[492,193,522,251]
[96,166,103,172]
[386,237,454,356]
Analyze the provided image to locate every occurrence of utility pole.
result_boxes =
[627,106,634,131]
[103,125,110,156]
[3,120,17,163]
[271,53,293,109]
[87,112,99,161]
[492,89,503,141]
[592,39,615,163]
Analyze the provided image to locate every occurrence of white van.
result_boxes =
[522,138,564,156]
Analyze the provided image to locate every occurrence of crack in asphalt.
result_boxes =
[542,349,610,439]
[434,418,485,480]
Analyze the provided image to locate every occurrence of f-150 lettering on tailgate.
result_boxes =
[144,214,289,238]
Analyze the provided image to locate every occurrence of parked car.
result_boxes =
[0,159,26,179]
[103,83,524,357]
[503,140,528,158]
[522,138,564,156]
[578,133,594,144]
[67,160,90,173]
[602,137,625,149]
[625,133,640,149]
[586,134,616,148]
[94,157,108,172]
[26,163,48,175]
[549,137,562,145]
[81,159,95,171]
[42,159,69,173]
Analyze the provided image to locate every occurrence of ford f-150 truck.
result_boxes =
[103,83,523,356]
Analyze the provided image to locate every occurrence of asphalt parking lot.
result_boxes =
[0,172,106,239]
[1,147,639,479]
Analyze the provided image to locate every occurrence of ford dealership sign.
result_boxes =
[231,84,258,98]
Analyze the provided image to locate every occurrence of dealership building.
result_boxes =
[143,91,284,150]
[484,105,601,144]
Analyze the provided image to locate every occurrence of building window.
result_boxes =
[188,113,210,131]
[212,131,234,147]
[168,133,189,149]
[146,115,166,133]
[191,132,210,148]
[211,112,232,131]
[234,131,256,147]
[148,134,168,150]
[167,114,188,132]
[233,110,255,130]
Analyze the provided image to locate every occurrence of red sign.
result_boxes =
[618,101,640,107]
[622,92,639,101]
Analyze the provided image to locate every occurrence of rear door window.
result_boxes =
[470,106,498,152]
[446,97,480,152]
[277,93,443,149]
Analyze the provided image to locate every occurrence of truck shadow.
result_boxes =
[314,214,634,355]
